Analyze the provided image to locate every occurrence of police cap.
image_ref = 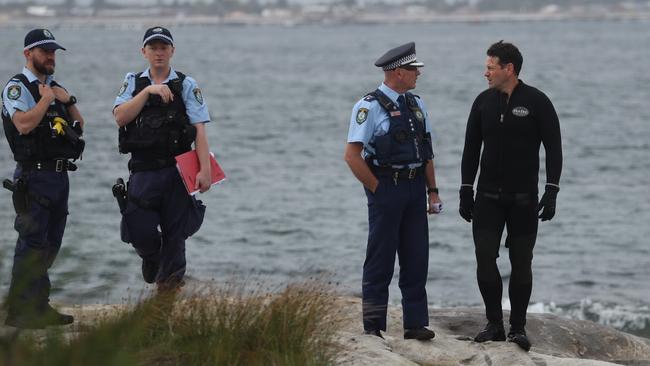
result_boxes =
[143,26,174,47]
[374,42,424,71]
[24,29,66,51]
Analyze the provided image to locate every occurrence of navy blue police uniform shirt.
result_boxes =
[347,83,433,168]
[113,67,210,124]
[2,67,56,119]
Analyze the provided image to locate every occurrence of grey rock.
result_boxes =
[333,297,650,366]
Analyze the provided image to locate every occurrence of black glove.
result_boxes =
[537,185,559,221]
[459,186,475,223]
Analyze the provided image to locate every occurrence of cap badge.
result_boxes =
[153,27,163,33]
[7,85,21,100]
[193,88,203,104]
[512,106,529,117]
[356,108,368,124]
[43,29,53,39]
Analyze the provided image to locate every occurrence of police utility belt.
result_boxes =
[368,161,424,184]
[19,159,77,172]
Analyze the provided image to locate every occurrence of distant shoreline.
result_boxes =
[1,11,649,29]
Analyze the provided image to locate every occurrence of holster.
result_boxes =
[3,178,29,215]
[112,178,128,214]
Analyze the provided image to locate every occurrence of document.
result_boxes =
[175,150,226,195]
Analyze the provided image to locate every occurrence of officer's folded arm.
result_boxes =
[344,142,378,193]
[11,99,52,135]
[113,86,153,127]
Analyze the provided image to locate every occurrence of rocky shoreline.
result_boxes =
[333,297,650,366]
[2,296,650,365]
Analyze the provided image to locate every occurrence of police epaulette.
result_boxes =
[363,94,376,102]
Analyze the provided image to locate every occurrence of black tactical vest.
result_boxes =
[118,71,196,162]
[2,74,84,162]
[366,89,433,166]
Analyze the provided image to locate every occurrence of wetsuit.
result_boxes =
[461,80,562,330]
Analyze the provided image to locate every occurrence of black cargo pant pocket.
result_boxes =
[184,198,206,239]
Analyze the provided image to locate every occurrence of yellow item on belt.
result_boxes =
[52,117,68,135]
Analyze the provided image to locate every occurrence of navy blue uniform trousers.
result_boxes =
[7,167,69,311]
[121,166,203,285]
[362,174,429,331]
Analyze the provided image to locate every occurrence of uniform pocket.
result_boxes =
[184,198,206,239]
[119,204,137,244]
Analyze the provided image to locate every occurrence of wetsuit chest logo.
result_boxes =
[512,106,529,117]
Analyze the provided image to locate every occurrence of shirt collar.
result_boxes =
[22,67,54,85]
[140,67,178,84]
[378,83,402,104]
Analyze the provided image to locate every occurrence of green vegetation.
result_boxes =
[0,282,338,366]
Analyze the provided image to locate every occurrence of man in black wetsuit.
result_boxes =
[459,41,562,351]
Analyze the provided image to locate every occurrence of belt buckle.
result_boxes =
[408,168,416,179]
[55,160,64,172]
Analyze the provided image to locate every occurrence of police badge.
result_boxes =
[414,109,424,122]
[7,85,21,100]
[193,88,203,104]
[117,82,128,96]
[356,108,368,124]
[43,29,53,39]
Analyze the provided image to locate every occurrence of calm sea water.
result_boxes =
[1,20,649,337]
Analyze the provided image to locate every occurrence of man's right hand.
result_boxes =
[459,186,474,222]
[146,84,174,103]
[39,83,55,104]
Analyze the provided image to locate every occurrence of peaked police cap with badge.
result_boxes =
[374,42,424,71]
[143,26,174,47]
[24,28,66,51]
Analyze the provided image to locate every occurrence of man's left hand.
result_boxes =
[428,193,442,215]
[195,169,211,193]
[537,185,559,221]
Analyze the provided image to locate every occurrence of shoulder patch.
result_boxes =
[356,108,369,124]
[193,88,203,104]
[117,81,128,96]
[512,106,529,117]
[7,84,21,100]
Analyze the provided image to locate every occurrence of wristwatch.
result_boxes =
[63,95,77,107]
[427,187,439,194]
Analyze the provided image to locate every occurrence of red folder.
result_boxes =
[175,150,226,195]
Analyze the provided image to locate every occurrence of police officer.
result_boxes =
[344,42,441,340]
[460,41,562,351]
[113,26,211,291]
[2,29,84,328]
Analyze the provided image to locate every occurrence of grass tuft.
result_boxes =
[0,281,338,366]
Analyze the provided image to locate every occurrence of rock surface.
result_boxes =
[2,297,649,366]
[332,297,650,366]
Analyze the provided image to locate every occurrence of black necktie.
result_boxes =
[397,95,405,110]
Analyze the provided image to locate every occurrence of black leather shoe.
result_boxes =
[363,329,384,339]
[142,258,159,284]
[41,304,74,325]
[404,327,435,340]
[474,321,506,342]
[5,305,73,329]
[507,329,531,352]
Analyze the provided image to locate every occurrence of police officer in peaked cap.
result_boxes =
[2,28,84,328]
[113,26,212,292]
[344,42,442,340]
